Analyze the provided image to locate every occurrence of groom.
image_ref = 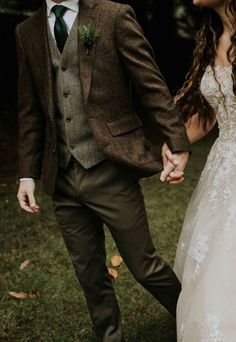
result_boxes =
[16,0,189,340]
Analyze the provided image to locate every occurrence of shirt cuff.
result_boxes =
[20,178,35,182]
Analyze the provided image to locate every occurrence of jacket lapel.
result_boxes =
[31,3,55,119]
[78,0,99,107]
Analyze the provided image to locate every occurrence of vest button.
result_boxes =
[61,66,67,72]
[63,91,69,98]
[66,117,71,122]
[69,145,74,150]
[52,148,55,153]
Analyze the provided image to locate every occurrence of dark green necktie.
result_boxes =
[52,5,68,53]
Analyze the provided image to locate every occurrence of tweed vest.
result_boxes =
[47,17,105,169]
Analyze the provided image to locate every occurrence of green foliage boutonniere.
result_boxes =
[79,24,100,56]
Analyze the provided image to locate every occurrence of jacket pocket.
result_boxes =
[107,113,143,136]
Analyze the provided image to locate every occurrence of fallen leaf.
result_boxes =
[111,255,123,267]
[108,268,118,280]
[9,291,39,299]
[19,260,30,270]
[11,249,17,256]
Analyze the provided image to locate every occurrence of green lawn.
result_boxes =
[0,136,214,342]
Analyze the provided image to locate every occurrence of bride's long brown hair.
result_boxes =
[175,0,236,130]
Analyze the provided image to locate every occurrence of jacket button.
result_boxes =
[61,66,67,72]
[63,91,69,98]
[69,145,74,150]
[52,148,55,153]
[66,117,71,122]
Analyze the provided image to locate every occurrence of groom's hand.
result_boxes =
[160,144,189,184]
[160,143,179,182]
[17,180,40,214]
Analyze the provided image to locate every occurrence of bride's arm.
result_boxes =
[161,113,216,182]
[162,113,216,156]
[186,113,216,144]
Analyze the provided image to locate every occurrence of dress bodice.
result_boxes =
[200,65,236,140]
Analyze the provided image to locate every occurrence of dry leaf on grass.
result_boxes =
[9,291,39,299]
[110,255,123,267]
[11,249,17,256]
[19,260,30,270]
[108,268,118,280]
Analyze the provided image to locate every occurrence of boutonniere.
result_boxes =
[79,24,100,56]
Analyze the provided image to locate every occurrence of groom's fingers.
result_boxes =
[160,161,176,182]
[17,181,40,214]
[165,150,178,166]
[166,170,184,183]
[18,193,37,213]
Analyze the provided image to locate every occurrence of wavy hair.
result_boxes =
[175,0,236,130]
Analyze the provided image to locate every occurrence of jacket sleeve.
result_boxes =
[115,5,190,153]
[16,24,46,179]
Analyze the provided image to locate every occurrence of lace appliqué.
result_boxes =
[202,313,223,342]
[221,205,236,250]
[201,66,236,143]
[188,234,210,279]
[179,322,186,341]
[200,312,235,342]
[180,241,186,252]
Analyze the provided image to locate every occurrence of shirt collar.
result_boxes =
[46,0,79,17]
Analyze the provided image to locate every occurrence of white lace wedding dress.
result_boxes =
[174,65,236,342]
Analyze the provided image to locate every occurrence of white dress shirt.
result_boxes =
[20,0,79,182]
[46,0,79,40]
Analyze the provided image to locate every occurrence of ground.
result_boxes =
[0,115,215,341]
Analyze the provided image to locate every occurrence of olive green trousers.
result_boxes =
[53,159,180,341]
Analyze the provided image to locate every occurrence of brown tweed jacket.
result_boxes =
[16,0,190,195]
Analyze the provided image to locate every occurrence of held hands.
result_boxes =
[16,144,187,212]
[17,180,40,214]
[160,143,189,184]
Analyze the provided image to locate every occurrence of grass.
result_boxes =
[0,135,214,342]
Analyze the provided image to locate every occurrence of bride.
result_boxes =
[164,0,236,340]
